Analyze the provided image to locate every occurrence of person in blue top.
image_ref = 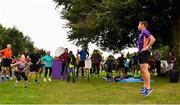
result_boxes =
[41,51,53,82]
[78,46,89,77]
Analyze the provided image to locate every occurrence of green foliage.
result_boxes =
[157,46,169,60]
[0,24,34,56]
[54,0,174,52]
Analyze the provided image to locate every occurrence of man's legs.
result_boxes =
[28,65,34,81]
[38,67,43,79]
[28,65,39,83]
[35,72,38,82]
[82,67,85,77]
[96,63,100,76]
[1,67,5,79]
[139,51,152,96]
[48,67,52,81]
[72,68,76,82]
[67,68,70,82]
[5,67,10,79]
[140,64,151,89]
[28,72,32,81]
[121,68,126,79]
[90,63,96,75]
[81,61,85,77]
[44,67,48,78]
[44,67,48,81]
[61,63,66,77]
[156,60,161,76]
[76,66,79,78]
[25,66,30,77]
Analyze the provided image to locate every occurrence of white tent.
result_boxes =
[54,46,65,57]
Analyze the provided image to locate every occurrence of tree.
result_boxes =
[0,25,34,56]
[170,0,180,70]
[54,0,180,70]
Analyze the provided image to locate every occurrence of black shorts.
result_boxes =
[133,62,138,66]
[38,64,44,69]
[30,64,39,72]
[45,67,52,71]
[139,51,150,64]
[14,71,28,81]
[79,61,85,67]
[108,65,113,73]
[119,64,125,69]
[2,58,12,67]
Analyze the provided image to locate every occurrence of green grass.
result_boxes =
[0,73,180,104]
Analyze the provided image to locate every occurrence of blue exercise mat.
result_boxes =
[103,77,154,83]
[117,77,154,83]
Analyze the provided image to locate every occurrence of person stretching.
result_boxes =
[11,55,30,88]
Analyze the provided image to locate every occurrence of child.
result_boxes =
[66,51,76,83]
[41,51,53,82]
[105,55,115,83]
[11,55,30,88]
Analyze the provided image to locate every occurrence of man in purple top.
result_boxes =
[138,21,156,97]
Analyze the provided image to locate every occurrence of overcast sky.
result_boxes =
[0,0,79,55]
[0,0,137,58]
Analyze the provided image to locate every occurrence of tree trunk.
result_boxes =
[172,18,180,71]
[171,0,180,71]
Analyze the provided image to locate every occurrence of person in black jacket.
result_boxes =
[105,55,115,83]
[28,48,41,83]
[66,51,76,83]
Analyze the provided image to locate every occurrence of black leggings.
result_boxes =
[61,63,66,76]
[155,60,161,76]
[91,63,100,74]
[44,67,52,78]
[14,71,28,81]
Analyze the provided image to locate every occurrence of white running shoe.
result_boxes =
[48,78,52,82]
[44,78,47,82]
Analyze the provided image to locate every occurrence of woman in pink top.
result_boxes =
[11,55,30,88]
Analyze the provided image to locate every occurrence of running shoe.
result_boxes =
[140,87,146,94]
[143,88,153,97]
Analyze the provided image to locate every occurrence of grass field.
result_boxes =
[0,72,180,104]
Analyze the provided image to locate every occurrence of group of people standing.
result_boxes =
[104,53,140,82]
[0,46,54,88]
[148,49,176,76]
[0,45,93,87]
[56,47,90,82]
